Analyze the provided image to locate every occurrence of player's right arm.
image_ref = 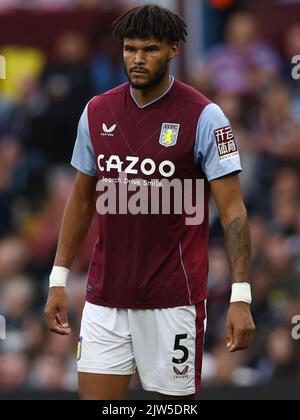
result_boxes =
[44,171,97,335]
[45,102,98,335]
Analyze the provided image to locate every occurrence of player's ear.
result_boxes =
[169,42,179,60]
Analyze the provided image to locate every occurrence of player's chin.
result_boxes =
[130,81,151,90]
[129,76,151,89]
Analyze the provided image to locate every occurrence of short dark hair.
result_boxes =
[112,4,188,44]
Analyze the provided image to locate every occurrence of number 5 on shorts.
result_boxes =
[172,334,189,365]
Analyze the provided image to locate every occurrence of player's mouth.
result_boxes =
[131,68,148,75]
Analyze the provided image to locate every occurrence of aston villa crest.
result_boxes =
[159,123,180,148]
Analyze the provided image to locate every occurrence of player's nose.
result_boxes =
[134,51,146,65]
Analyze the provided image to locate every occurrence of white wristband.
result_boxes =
[230,283,252,304]
[49,266,70,288]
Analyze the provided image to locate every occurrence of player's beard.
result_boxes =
[126,61,169,91]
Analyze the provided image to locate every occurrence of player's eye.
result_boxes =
[125,46,135,52]
[145,47,159,52]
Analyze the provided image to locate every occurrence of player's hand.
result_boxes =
[226,302,256,353]
[44,287,71,336]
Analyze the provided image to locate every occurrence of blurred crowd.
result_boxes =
[192,11,300,387]
[0,0,137,12]
[0,7,300,394]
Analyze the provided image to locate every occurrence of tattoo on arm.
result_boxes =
[224,217,251,283]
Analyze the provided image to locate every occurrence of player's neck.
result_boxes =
[131,74,173,108]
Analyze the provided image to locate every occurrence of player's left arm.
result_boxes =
[210,173,256,353]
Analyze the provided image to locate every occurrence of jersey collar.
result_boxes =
[130,76,175,109]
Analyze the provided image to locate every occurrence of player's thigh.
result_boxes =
[130,302,206,398]
[77,302,136,399]
[78,373,132,400]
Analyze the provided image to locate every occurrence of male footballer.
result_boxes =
[45,4,255,400]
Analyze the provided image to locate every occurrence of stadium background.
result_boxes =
[0,0,300,400]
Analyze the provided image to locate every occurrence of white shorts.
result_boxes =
[77,301,206,396]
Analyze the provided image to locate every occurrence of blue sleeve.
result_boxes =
[71,103,98,177]
[194,103,242,182]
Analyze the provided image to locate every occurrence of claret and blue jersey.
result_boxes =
[71,77,242,310]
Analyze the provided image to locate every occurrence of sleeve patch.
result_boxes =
[213,126,239,161]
